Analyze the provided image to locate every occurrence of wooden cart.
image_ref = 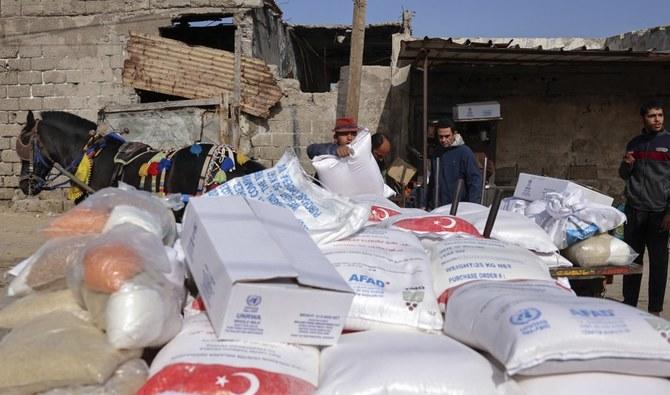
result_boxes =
[549,263,642,297]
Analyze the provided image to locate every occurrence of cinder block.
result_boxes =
[271,133,297,147]
[18,97,43,110]
[568,164,598,180]
[6,85,30,98]
[0,71,18,85]
[8,58,31,71]
[31,84,54,97]
[43,70,66,84]
[18,45,42,58]
[0,187,15,200]
[43,96,69,110]
[0,162,13,175]
[31,57,57,71]
[21,3,43,16]
[0,112,8,124]
[0,137,10,149]
[1,149,19,162]
[0,1,21,17]
[8,111,27,124]
[18,71,42,84]
[0,98,19,111]
[53,83,78,96]
[2,175,20,187]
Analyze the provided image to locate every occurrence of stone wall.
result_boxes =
[605,25,670,51]
[0,0,263,211]
[416,65,670,202]
[247,65,397,171]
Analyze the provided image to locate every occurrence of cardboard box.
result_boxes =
[452,101,501,121]
[181,195,354,346]
[513,173,613,206]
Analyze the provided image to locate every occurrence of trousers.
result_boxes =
[623,205,669,312]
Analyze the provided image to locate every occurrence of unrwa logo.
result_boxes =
[246,295,262,307]
[510,308,542,325]
[348,274,385,288]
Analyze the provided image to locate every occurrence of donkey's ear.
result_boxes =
[26,110,35,125]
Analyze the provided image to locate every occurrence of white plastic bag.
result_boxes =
[517,372,670,395]
[444,279,670,376]
[320,227,443,332]
[562,233,638,267]
[137,312,319,395]
[8,236,91,297]
[431,237,553,304]
[526,191,626,249]
[42,185,177,246]
[69,225,184,349]
[208,149,369,245]
[312,129,386,197]
[317,330,524,395]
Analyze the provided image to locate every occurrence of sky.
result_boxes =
[276,0,670,38]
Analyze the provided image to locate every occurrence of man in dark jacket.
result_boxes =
[427,118,482,208]
[619,99,670,315]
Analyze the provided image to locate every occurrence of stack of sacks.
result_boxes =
[435,202,572,269]
[317,330,523,395]
[137,305,319,395]
[0,312,142,394]
[311,129,394,198]
[68,224,185,349]
[350,194,425,226]
[319,227,443,332]
[41,185,178,246]
[207,149,369,245]
[444,280,670,390]
[430,237,553,306]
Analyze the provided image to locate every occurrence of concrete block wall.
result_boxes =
[246,65,396,173]
[0,0,263,211]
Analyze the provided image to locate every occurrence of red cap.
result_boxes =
[333,117,361,133]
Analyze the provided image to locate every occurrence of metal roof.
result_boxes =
[398,37,670,68]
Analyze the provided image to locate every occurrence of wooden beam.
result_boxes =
[345,0,366,121]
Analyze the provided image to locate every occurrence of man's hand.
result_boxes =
[662,214,670,231]
[336,146,353,157]
[623,151,635,165]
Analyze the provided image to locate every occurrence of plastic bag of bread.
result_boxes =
[69,224,185,349]
[561,233,638,267]
[0,311,140,395]
[42,184,177,245]
[8,236,92,297]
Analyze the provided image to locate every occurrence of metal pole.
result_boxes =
[421,54,428,209]
[233,13,242,149]
[53,162,96,194]
[481,155,488,205]
[449,178,464,216]
[483,188,504,238]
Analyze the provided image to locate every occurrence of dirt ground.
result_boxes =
[0,210,669,319]
[0,210,52,289]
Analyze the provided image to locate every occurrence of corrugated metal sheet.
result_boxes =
[398,37,670,67]
[123,33,283,119]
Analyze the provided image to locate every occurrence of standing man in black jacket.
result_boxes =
[619,99,670,315]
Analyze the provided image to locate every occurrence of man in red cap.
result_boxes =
[307,117,361,159]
